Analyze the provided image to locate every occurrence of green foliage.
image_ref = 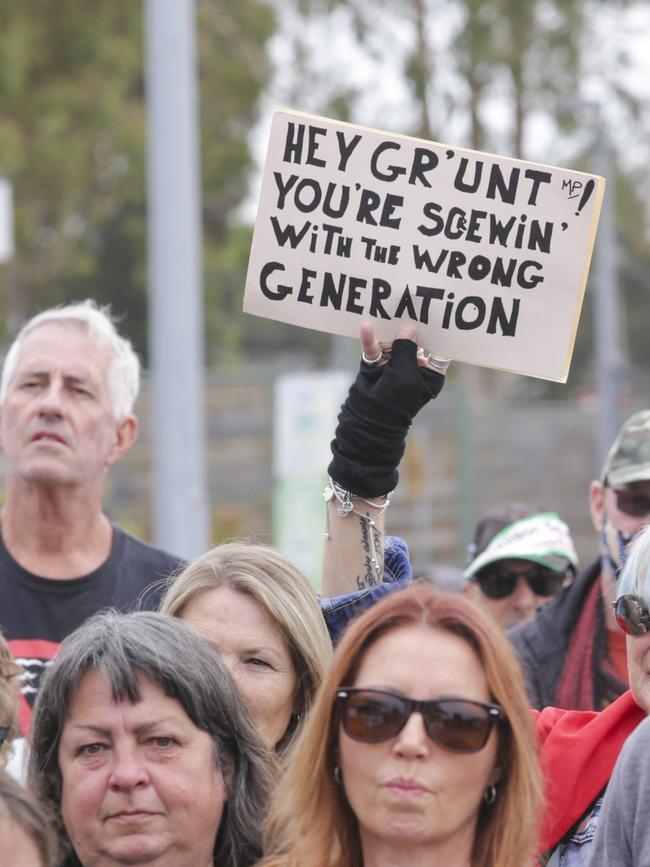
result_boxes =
[199,3,275,241]
[2,0,647,384]
[273,0,650,398]
[0,0,275,363]
[203,224,331,366]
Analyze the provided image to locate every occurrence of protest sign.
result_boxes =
[244,109,604,381]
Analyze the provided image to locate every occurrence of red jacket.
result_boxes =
[536,689,645,852]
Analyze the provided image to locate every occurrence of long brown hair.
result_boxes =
[257,585,542,867]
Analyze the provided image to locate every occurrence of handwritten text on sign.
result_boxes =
[244,110,604,381]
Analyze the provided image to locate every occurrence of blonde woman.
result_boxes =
[160,541,332,758]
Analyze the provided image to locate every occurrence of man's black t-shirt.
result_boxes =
[0,525,183,731]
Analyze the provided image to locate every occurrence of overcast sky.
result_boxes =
[242,0,650,226]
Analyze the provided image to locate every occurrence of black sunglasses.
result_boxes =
[611,487,650,519]
[474,563,567,600]
[613,594,650,635]
[0,725,8,749]
[336,688,502,754]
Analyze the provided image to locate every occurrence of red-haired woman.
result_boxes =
[317,326,645,863]
[257,585,542,867]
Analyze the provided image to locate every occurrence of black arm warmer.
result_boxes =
[328,339,445,498]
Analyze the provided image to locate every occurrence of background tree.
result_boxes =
[0,0,276,364]
[1,0,647,387]
[269,0,650,398]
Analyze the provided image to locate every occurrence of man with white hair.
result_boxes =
[0,300,182,731]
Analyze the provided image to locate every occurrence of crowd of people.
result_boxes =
[1,300,650,866]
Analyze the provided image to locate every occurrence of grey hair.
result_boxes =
[28,611,274,867]
[0,300,140,421]
[617,524,650,599]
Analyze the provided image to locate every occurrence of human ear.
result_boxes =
[105,415,139,468]
[488,763,503,786]
[589,480,606,534]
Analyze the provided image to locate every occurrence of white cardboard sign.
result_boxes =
[244,109,604,382]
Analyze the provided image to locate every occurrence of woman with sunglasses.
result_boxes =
[463,504,578,630]
[256,584,542,867]
[318,325,650,864]
[542,523,650,866]
[531,523,650,865]
[587,717,650,866]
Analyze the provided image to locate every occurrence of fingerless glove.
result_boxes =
[328,340,445,498]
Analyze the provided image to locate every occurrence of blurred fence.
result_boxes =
[0,364,614,576]
[87,366,609,577]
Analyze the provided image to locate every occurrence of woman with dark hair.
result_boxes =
[28,610,274,867]
[257,585,542,867]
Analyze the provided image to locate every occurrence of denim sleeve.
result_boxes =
[588,717,650,867]
[319,536,412,646]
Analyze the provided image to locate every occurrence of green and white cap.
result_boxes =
[463,512,579,581]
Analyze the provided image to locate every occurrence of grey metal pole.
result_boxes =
[0,177,14,265]
[144,0,210,558]
[592,110,624,465]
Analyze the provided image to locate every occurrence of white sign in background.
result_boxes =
[273,370,351,589]
[244,110,605,382]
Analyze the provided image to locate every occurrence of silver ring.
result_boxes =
[425,353,451,374]
[362,350,383,366]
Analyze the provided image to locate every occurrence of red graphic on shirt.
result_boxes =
[8,639,61,734]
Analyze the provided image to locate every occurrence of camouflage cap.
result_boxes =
[601,410,650,486]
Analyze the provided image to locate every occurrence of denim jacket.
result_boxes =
[320,536,411,645]
[545,796,603,867]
